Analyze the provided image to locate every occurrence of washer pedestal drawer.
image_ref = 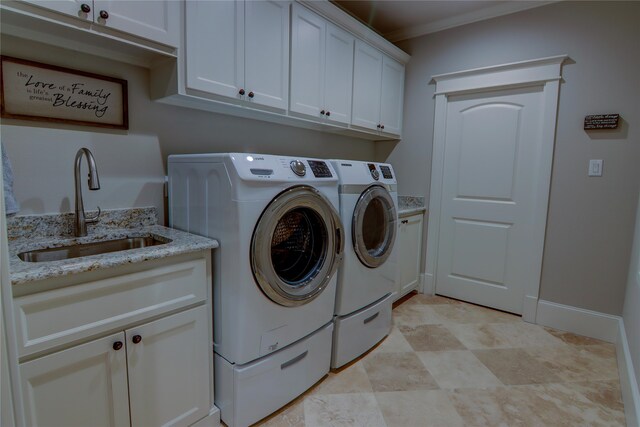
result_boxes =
[331,293,393,369]
[215,322,333,427]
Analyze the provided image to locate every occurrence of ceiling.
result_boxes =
[332,1,555,42]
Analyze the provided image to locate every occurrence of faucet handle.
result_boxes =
[86,206,102,223]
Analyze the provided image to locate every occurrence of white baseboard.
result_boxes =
[534,300,638,424]
[616,319,640,427]
[535,299,620,343]
[420,273,434,295]
[423,272,434,295]
[522,295,538,324]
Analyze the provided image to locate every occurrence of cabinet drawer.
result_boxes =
[14,258,207,358]
[332,293,393,369]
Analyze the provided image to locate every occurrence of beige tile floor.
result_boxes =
[252,294,626,427]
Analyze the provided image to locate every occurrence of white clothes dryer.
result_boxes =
[168,153,344,427]
[329,160,399,368]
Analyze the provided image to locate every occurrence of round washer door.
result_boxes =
[352,185,397,268]
[251,185,344,307]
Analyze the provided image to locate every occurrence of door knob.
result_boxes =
[99,10,109,19]
[248,91,254,98]
[80,3,91,13]
[132,335,142,344]
[112,341,123,351]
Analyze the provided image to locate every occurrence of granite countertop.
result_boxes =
[398,195,427,217]
[7,207,218,287]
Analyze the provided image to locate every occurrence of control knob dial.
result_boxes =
[290,160,306,177]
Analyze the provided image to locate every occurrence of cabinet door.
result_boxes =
[379,56,405,136]
[19,0,92,21]
[20,332,129,427]
[127,305,210,427]
[93,0,179,47]
[351,40,383,131]
[324,23,354,125]
[398,215,423,298]
[244,0,290,110]
[186,0,245,99]
[290,4,325,119]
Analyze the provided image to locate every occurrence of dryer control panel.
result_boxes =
[330,160,397,186]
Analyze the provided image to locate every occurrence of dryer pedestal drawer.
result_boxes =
[215,322,333,427]
[331,293,393,369]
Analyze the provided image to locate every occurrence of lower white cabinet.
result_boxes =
[20,305,211,427]
[14,253,216,427]
[396,213,424,300]
[20,331,130,427]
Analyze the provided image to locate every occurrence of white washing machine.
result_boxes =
[168,153,344,427]
[329,160,399,368]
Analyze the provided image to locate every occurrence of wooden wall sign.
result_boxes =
[584,114,619,130]
[0,56,128,129]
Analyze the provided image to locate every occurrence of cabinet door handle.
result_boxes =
[248,91,254,98]
[99,10,109,19]
[239,88,245,96]
[401,219,408,224]
[381,124,385,130]
[325,111,330,117]
[112,341,123,351]
[320,110,325,115]
[80,3,91,13]
[132,335,142,344]
[376,124,381,129]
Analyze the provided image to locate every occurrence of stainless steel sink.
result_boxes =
[18,236,170,263]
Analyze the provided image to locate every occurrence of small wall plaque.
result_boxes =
[0,56,128,130]
[584,114,619,130]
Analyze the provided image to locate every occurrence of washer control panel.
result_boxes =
[308,160,333,178]
[290,160,306,177]
[379,165,393,179]
[367,163,380,180]
[229,154,338,182]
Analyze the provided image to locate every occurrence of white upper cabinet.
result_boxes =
[380,56,405,136]
[18,0,179,47]
[186,0,244,99]
[352,40,383,131]
[92,0,179,47]
[19,0,91,20]
[290,4,354,125]
[352,40,405,136]
[186,0,290,111]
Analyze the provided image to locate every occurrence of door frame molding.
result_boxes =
[425,55,568,322]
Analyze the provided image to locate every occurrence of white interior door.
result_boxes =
[435,85,548,314]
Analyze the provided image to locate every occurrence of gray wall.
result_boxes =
[623,193,640,389]
[379,1,640,315]
[0,35,376,224]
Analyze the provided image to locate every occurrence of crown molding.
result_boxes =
[385,1,559,43]
[299,0,410,64]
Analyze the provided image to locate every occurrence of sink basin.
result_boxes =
[18,236,170,263]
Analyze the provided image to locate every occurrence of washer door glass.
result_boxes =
[352,186,397,268]
[252,185,344,307]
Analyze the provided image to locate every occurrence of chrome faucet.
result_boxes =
[74,148,101,237]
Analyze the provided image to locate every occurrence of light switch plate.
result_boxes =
[588,159,603,177]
